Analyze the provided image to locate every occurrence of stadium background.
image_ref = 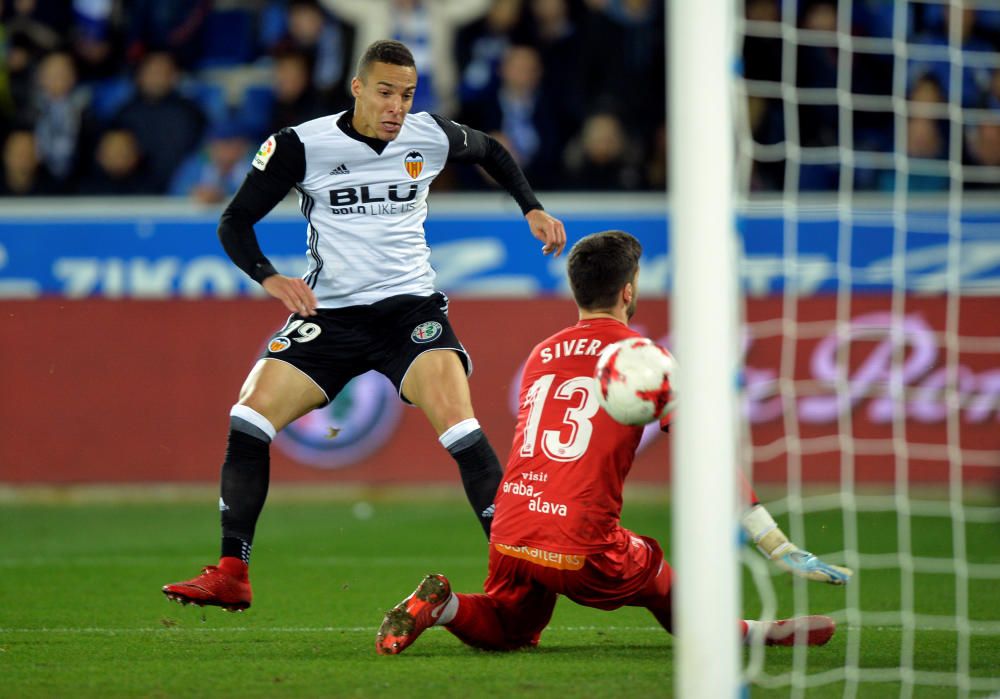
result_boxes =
[3,3,1000,697]
[1,0,999,487]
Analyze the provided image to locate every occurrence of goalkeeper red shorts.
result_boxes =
[490,527,668,609]
[463,528,671,647]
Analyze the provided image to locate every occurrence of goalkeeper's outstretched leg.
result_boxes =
[376,534,837,655]
[638,548,836,646]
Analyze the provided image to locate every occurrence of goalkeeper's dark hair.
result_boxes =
[357,39,415,80]
[567,230,642,311]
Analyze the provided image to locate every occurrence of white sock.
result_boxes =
[438,418,480,450]
[230,404,277,442]
[434,593,459,626]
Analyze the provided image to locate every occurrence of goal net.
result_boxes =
[733,1,1000,695]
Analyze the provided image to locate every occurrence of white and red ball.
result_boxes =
[594,338,677,425]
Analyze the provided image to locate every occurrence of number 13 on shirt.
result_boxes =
[519,375,600,462]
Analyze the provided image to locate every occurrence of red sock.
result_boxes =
[445,593,521,650]
[218,556,248,579]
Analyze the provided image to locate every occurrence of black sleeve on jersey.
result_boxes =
[217,128,306,284]
[430,114,542,216]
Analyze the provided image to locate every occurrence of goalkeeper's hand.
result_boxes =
[741,504,853,585]
[771,547,853,585]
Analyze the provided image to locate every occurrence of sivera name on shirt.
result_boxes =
[539,338,605,363]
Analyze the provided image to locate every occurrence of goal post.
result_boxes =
[727,0,1000,695]
[669,1,742,697]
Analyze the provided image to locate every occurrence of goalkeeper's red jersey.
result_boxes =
[490,318,649,554]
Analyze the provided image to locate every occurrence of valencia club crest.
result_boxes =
[404,151,424,179]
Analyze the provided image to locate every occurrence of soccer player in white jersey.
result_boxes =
[162,39,566,611]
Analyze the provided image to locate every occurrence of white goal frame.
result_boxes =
[669,1,742,697]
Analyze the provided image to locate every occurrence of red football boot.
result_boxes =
[376,574,452,655]
[763,615,836,646]
[162,557,252,612]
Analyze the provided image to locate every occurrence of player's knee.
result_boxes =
[238,379,276,408]
[237,383,319,431]
[405,351,469,397]
[406,377,471,417]
[420,399,474,438]
[435,397,476,423]
[237,384,281,416]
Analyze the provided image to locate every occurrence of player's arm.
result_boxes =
[741,485,853,585]
[431,114,566,257]
[217,129,317,316]
[658,417,851,583]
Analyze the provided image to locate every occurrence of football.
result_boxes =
[594,338,677,425]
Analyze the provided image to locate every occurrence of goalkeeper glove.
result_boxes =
[741,504,853,585]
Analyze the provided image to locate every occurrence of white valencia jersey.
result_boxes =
[226,107,540,304]
[291,111,446,307]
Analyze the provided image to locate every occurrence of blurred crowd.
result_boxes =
[0,0,663,199]
[746,0,1000,192]
[1,0,998,200]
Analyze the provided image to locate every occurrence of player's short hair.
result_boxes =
[567,230,643,311]
[357,40,416,80]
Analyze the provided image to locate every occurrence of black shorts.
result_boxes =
[261,292,471,405]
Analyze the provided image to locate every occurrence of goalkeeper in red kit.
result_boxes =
[375,230,852,655]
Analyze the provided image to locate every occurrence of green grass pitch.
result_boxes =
[1,489,997,698]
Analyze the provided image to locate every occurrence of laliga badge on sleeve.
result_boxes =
[253,136,277,171]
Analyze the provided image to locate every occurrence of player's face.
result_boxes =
[351,62,417,141]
